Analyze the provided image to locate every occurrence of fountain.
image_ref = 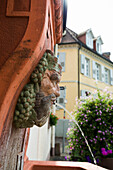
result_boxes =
[55,103,97,165]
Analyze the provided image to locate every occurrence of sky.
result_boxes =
[67,0,113,61]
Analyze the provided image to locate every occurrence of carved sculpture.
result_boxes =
[13,52,62,128]
[40,70,61,97]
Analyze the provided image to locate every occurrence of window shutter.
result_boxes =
[58,52,66,72]
[92,61,96,79]
[89,59,91,77]
[81,54,85,74]
[110,69,113,85]
[101,65,105,82]
[56,86,65,109]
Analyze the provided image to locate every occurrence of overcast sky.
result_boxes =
[67,0,113,61]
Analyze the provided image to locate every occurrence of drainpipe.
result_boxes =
[54,44,58,57]
[51,44,58,156]
[78,43,82,99]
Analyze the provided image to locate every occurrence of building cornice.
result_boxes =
[59,42,113,67]
[81,47,113,68]
[60,80,113,93]
[58,43,79,49]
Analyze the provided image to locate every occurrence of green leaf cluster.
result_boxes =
[66,89,113,163]
[49,113,59,126]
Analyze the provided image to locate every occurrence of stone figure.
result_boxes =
[13,52,62,128]
[34,68,61,127]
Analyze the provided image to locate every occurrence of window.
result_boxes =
[110,69,113,85]
[96,42,102,54]
[86,30,94,49]
[87,33,93,48]
[95,63,101,80]
[81,90,91,99]
[93,62,112,85]
[58,52,66,72]
[92,61,101,81]
[96,37,103,54]
[81,55,90,77]
[56,86,66,110]
[87,34,92,46]
[85,91,91,96]
[101,66,113,85]
[85,58,90,76]
[59,98,64,104]
[105,68,110,84]
[96,43,99,52]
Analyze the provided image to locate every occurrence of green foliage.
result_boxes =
[67,88,113,163]
[49,113,59,126]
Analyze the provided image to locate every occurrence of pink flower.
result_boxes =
[107,150,112,154]
[101,148,105,152]
[102,151,108,156]
[81,150,83,154]
[65,156,67,160]
[70,147,72,150]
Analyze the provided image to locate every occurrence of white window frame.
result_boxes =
[86,31,93,49]
[96,36,103,54]
[58,52,66,72]
[96,42,100,52]
[81,55,90,77]
[96,40,102,54]
[92,61,101,81]
[95,63,101,81]
[85,57,90,77]
[110,69,113,85]
[105,68,110,84]
[101,65,105,82]
[56,86,66,110]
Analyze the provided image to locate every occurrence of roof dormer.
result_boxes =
[77,29,94,48]
[94,36,103,54]
[86,29,94,49]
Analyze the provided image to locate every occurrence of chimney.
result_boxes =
[102,52,111,60]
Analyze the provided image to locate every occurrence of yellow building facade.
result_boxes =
[56,28,113,119]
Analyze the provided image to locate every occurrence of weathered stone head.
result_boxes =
[34,55,62,127]
[13,52,62,128]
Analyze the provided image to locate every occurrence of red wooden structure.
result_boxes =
[24,161,106,170]
[0,0,106,169]
[0,0,63,169]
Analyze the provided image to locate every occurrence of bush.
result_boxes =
[49,113,59,126]
[66,88,113,163]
